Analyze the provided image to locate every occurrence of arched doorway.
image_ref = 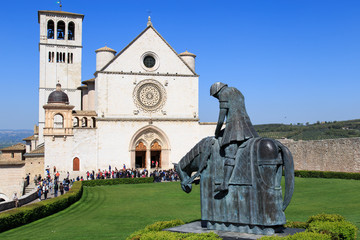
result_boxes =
[129,126,171,169]
[135,142,146,168]
[151,141,161,168]
[73,157,80,171]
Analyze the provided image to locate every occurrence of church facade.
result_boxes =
[38,10,215,177]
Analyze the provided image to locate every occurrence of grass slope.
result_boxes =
[0,178,359,240]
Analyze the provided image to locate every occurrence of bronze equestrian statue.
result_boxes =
[175,82,294,235]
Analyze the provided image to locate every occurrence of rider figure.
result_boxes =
[210,82,258,192]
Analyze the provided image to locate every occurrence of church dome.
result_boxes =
[95,46,116,53]
[179,50,196,57]
[48,83,69,104]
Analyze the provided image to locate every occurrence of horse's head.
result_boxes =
[174,163,193,193]
[181,182,192,193]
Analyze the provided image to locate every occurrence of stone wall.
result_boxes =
[279,137,360,173]
[0,152,23,162]
[25,157,44,181]
[0,189,38,212]
[0,164,26,201]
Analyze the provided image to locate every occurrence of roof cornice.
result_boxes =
[38,10,84,23]
[95,71,199,78]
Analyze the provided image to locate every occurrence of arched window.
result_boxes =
[56,52,59,62]
[68,22,75,40]
[82,117,88,127]
[54,114,64,128]
[47,20,54,39]
[73,157,80,171]
[48,52,52,62]
[52,52,54,62]
[73,117,79,127]
[92,117,96,128]
[63,52,65,63]
[57,21,65,40]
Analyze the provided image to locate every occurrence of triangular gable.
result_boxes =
[98,25,197,75]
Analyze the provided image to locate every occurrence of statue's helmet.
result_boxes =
[210,82,227,96]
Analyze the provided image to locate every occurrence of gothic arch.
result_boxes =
[129,125,171,169]
[129,125,170,151]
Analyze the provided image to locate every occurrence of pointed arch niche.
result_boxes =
[129,125,171,169]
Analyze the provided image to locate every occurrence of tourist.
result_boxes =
[37,187,42,201]
[59,183,64,195]
[43,183,48,200]
[54,182,58,197]
[34,174,38,185]
[13,192,19,208]
[25,173,30,186]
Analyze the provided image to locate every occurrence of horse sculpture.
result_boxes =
[175,131,294,235]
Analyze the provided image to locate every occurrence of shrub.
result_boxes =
[0,181,83,233]
[126,220,221,240]
[307,213,345,224]
[260,232,331,239]
[285,221,308,229]
[144,219,185,231]
[128,231,220,240]
[82,177,154,187]
[307,221,357,240]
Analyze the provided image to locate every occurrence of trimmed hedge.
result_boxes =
[260,232,331,240]
[294,170,360,180]
[0,181,83,233]
[82,177,154,187]
[126,220,221,240]
[261,214,358,240]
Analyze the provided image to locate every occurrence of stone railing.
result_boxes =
[0,188,38,212]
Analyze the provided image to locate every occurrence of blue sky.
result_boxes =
[0,0,359,129]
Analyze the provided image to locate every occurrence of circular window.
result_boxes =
[141,52,159,72]
[133,80,167,112]
[143,56,156,68]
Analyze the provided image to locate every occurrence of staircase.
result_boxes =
[23,183,36,195]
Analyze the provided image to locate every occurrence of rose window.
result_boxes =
[133,80,166,112]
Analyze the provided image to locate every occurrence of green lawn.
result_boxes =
[0,178,359,240]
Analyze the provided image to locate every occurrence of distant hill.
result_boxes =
[0,129,33,150]
[255,119,360,140]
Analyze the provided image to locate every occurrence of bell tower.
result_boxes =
[38,10,84,143]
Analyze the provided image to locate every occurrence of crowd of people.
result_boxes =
[83,166,179,183]
[31,166,179,202]
[34,172,70,201]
